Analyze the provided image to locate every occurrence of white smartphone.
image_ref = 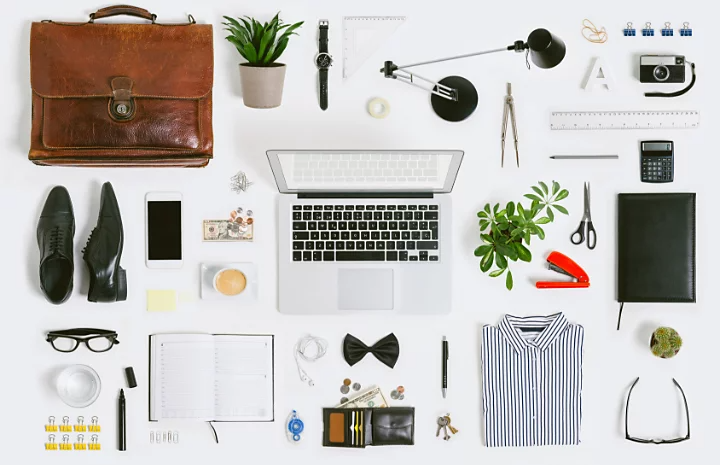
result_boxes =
[145,192,183,269]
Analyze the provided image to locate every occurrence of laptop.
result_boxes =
[268,150,463,314]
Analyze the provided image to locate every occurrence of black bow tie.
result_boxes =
[343,333,400,369]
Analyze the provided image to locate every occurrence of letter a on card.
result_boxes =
[582,58,614,91]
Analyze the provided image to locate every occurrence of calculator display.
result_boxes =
[642,142,672,152]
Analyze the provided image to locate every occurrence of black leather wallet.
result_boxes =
[617,193,696,328]
[322,407,415,448]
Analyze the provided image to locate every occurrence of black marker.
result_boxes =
[118,389,126,451]
[442,336,448,398]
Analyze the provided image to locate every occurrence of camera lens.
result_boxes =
[653,65,670,82]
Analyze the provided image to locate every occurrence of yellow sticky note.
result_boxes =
[147,290,177,312]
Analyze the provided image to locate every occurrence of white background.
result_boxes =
[0,0,713,463]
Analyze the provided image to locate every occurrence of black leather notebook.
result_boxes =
[617,193,696,328]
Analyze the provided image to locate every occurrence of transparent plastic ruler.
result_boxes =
[343,16,406,80]
[550,110,700,130]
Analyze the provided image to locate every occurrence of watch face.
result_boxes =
[316,53,332,69]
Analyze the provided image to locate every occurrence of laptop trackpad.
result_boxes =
[338,269,394,310]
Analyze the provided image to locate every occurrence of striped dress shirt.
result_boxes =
[481,313,584,447]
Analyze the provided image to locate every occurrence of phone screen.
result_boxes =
[147,201,182,261]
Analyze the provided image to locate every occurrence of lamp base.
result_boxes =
[431,76,478,122]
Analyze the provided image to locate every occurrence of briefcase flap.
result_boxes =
[30,22,213,99]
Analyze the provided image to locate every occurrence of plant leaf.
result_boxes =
[496,243,517,261]
[554,189,570,202]
[268,38,289,63]
[506,271,514,290]
[479,220,489,230]
[517,203,526,220]
[552,204,569,215]
[489,269,505,278]
[524,231,531,245]
[511,228,524,238]
[258,23,276,61]
[531,186,544,198]
[243,43,258,63]
[481,251,494,272]
[535,217,551,225]
[506,202,515,217]
[484,204,491,215]
[474,245,493,257]
[496,253,508,269]
[481,234,494,244]
[477,211,488,218]
[524,194,542,203]
[536,225,546,240]
[552,181,560,195]
[547,207,555,222]
[514,242,532,262]
[539,182,549,195]
[497,222,509,231]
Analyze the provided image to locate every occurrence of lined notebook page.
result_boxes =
[214,335,274,421]
[150,334,215,421]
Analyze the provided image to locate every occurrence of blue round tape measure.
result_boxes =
[287,410,304,442]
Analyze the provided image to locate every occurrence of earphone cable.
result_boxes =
[294,335,328,386]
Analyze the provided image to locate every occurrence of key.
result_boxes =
[336,251,385,261]
[293,252,302,261]
[303,252,311,261]
[436,416,448,437]
[303,212,312,220]
[445,415,458,435]
[425,211,439,220]
[313,251,322,261]
[293,222,307,231]
[313,212,322,220]
[293,242,304,250]
[444,424,450,440]
[293,206,302,211]
[293,212,302,220]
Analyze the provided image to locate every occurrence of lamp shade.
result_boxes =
[527,29,566,69]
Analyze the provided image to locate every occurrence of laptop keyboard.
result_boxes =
[291,204,440,262]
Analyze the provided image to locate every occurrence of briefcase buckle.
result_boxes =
[109,77,135,121]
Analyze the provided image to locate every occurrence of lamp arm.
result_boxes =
[397,45,514,70]
[385,66,457,101]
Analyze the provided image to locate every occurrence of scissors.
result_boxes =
[570,182,597,249]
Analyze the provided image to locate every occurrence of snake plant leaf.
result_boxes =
[269,38,289,63]
[276,21,304,44]
[243,43,258,63]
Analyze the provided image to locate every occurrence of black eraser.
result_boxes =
[125,367,137,389]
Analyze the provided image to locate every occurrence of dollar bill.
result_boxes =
[336,386,388,409]
[203,220,254,242]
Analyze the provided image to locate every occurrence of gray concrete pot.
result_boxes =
[238,63,287,109]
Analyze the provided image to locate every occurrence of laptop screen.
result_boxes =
[267,150,463,193]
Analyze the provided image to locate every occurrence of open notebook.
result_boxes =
[149,334,274,422]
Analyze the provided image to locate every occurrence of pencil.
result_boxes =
[550,155,619,159]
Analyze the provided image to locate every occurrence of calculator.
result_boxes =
[640,141,674,183]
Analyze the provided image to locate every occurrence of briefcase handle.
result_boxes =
[89,5,157,23]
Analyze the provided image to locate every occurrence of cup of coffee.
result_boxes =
[213,268,248,296]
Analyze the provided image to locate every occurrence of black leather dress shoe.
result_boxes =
[37,186,75,304]
[83,182,127,302]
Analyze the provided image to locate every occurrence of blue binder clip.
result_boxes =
[662,22,674,36]
[623,22,636,36]
[680,22,693,36]
[642,22,654,36]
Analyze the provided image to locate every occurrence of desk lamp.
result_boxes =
[382,28,566,121]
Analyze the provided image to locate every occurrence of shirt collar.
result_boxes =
[498,313,569,353]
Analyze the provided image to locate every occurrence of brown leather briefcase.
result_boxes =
[29,5,213,167]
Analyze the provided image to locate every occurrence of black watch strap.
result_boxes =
[318,20,329,111]
[319,69,328,110]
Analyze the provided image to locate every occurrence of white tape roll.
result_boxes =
[368,98,390,118]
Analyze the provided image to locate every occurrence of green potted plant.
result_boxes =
[650,327,682,358]
[223,13,303,108]
[474,181,569,290]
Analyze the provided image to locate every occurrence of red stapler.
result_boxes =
[536,251,590,289]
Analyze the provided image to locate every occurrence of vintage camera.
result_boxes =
[640,55,686,83]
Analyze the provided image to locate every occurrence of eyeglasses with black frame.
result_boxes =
[46,328,120,353]
[625,377,690,444]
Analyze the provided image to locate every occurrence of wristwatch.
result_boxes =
[315,20,332,111]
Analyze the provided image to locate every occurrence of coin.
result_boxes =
[398,394,405,400]
[397,385,405,394]
[352,383,361,391]
[247,218,254,225]
[343,379,352,386]
[390,390,399,400]
[340,385,350,395]
[247,210,253,217]
[340,397,349,404]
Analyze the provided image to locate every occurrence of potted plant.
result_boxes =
[474,181,569,290]
[223,13,303,108]
[650,327,682,359]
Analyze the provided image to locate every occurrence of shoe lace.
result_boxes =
[82,229,97,254]
[49,227,65,253]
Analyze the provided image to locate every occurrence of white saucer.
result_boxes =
[200,262,258,302]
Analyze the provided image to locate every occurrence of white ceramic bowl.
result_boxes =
[56,365,101,408]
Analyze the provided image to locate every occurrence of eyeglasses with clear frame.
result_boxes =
[625,377,690,444]
[46,328,120,353]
